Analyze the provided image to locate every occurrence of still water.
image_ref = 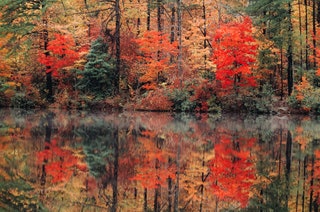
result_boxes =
[0,109,319,212]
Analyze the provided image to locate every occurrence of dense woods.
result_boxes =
[1,0,320,113]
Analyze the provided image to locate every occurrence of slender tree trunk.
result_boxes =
[202,0,207,71]
[305,0,310,70]
[157,0,162,32]
[40,112,54,198]
[285,130,292,208]
[302,156,308,212]
[111,127,119,212]
[317,0,320,24]
[298,0,303,78]
[296,144,302,212]
[309,142,315,212]
[42,18,53,103]
[174,136,181,211]
[287,2,294,96]
[136,0,141,36]
[144,188,148,211]
[147,0,151,30]
[168,177,173,212]
[170,5,176,44]
[312,0,316,68]
[177,0,182,87]
[115,0,121,94]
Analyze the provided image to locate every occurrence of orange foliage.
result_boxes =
[134,31,178,89]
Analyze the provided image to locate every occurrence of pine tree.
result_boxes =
[76,37,116,100]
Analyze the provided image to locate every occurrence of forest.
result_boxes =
[0,0,320,113]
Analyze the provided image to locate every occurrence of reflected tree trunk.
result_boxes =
[302,156,308,212]
[111,127,119,212]
[168,177,172,212]
[40,112,54,197]
[285,130,292,208]
[174,136,181,211]
[144,188,148,211]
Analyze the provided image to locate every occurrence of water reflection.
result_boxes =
[0,109,320,211]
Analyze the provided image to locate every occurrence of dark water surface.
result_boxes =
[0,109,320,211]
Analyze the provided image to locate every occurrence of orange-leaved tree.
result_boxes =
[211,17,258,96]
[134,30,178,90]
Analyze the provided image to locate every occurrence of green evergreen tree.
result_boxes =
[246,0,294,96]
[76,37,116,100]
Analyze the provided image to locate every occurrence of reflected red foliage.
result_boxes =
[37,140,81,183]
[209,135,256,208]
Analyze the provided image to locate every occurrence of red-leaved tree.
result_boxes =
[211,17,258,95]
[38,33,79,77]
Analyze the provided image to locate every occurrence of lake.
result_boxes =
[0,109,319,211]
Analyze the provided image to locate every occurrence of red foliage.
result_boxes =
[37,140,82,183]
[209,135,256,208]
[38,33,79,77]
[211,17,258,94]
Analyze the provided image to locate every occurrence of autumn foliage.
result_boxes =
[209,135,256,208]
[134,30,178,90]
[36,140,80,183]
[38,33,79,77]
[211,17,258,95]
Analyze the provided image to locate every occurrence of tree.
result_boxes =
[134,30,178,90]
[38,33,79,78]
[211,17,257,96]
[76,37,116,100]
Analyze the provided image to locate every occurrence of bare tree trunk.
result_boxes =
[147,0,151,30]
[144,188,148,211]
[177,0,182,87]
[115,0,121,94]
[287,2,294,96]
[111,127,119,212]
[305,0,310,70]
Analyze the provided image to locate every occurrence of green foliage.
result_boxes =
[10,92,36,109]
[167,88,196,112]
[0,0,55,54]
[76,37,117,101]
[207,96,222,113]
[76,118,117,178]
[0,79,10,107]
[244,84,274,114]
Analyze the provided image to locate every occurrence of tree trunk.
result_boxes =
[42,18,53,103]
[111,127,119,212]
[115,0,121,95]
[298,0,303,77]
[305,0,310,70]
[287,2,294,96]
[147,0,151,30]
[177,0,182,87]
[144,188,148,211]
[312,0,316,68]
[285,130,292,208]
